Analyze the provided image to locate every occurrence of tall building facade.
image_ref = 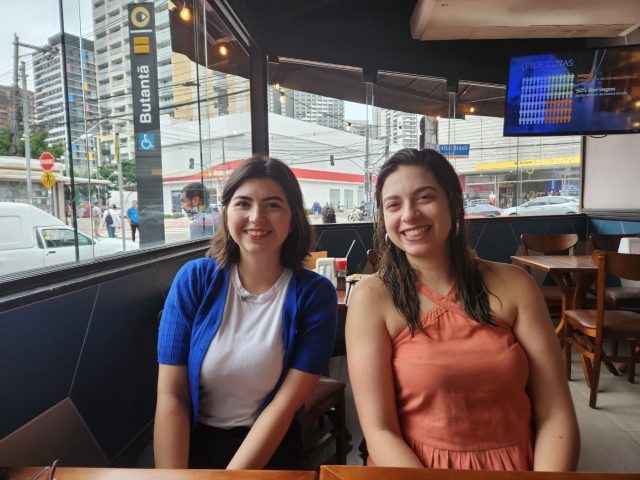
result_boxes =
[292,91,345,130]
[32,34,97,172]
[92,0,250,162]
[373,107,419,149]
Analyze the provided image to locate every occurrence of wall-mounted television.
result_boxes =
[504,45,640,136]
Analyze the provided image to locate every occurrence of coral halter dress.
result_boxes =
[390,282,533,470]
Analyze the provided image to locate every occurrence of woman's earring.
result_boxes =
[385,233,390,244]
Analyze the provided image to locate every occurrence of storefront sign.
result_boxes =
[474,156,580,171]
[439,144,470,157]
[128,3,165,246]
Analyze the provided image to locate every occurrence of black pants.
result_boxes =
[130,222,138,241]
[189,418,308,470]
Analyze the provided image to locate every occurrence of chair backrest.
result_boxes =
[589,233,640,253]
[520,234,578,274]
[367,249,380,274]
[592,250,640,335]
[303,251,328,270]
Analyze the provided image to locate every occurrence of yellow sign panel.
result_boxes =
[474,156,580,171]
[40,171,56,190]
[133,36,150,54]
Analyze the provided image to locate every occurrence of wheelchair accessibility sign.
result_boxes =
[139,133,155,150]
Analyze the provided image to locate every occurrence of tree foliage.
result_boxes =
[98,159,137,190]
[0,124,64,159]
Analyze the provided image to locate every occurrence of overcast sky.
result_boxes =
[0,0,93,90]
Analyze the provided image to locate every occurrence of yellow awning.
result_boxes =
[474,156,580,171]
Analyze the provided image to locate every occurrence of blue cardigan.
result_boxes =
[158,258,338,425]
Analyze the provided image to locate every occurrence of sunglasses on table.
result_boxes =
[30,460,58,480]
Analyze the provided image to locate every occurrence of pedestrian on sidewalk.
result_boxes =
[92,202,102,236]
[126,201,139,242]
[103,204,120,238]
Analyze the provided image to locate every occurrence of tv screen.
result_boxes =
[504,45,640,136]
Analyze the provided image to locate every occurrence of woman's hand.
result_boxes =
[154,364,192,469]
[226,369,320,470]
[346,277,424,468]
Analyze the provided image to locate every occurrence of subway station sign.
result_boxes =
[128,3,165,246]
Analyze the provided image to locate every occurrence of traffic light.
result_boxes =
[329,155,334,167]
[189,158,195,169]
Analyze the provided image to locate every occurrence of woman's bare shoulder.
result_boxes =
[476,257,530,285]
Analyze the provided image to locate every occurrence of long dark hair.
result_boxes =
[374,148,495,334]
[206,155,314,269]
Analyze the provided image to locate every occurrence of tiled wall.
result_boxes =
[588,218,640,236]
[0,216,590,467]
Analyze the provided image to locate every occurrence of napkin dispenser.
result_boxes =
[316,257,337,288]
[618,238,640,288]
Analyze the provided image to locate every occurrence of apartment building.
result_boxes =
[372,107,419,149]
[31,34,97,172]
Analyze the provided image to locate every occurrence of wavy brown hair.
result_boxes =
[374,148,496,334]
[206,155,314,269]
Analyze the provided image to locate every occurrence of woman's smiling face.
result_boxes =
[381,165,453,261]
[226,178,292,259]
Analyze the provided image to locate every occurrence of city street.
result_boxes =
[75,211,361,247]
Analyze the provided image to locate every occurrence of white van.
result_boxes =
[0,203,139,277]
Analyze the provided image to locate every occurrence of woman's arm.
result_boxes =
[226,368,319,470]
[346,279,424,467]
[154,364,192,468]
[510,266,580,471]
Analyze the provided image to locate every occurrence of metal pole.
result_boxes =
[58,0,79,263]
[12,34,21,155]
[21,61,33,204]
[114,131,126,252]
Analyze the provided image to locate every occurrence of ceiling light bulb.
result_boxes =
[398,126,403,135]
[219,45,228,56]
[274,82,280,90]
[279,92,286,104]
[180,6,191,21]
[233,129,237,135]
[470,107,475,113]
[346,123,351,132]
[436,115,441,121]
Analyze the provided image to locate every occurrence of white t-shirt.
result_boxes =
[197,264,293,428]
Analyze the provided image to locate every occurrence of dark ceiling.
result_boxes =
[173,0,602,118]
[227,0,592,85]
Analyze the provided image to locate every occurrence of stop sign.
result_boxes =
[40,152,55,171]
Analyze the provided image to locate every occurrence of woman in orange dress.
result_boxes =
[346,148,579,471]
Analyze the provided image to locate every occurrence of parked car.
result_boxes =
[501,196,579,216]
[0,203,139,277]
[464,203,502,218]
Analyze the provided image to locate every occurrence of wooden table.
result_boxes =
[6,467,316,480]
[510,255,600,385]
[337,290,348,312]
[320,465,639,480]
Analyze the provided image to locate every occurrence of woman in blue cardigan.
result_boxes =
[155,156,338,470]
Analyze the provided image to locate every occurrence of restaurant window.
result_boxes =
[0,0,252,280]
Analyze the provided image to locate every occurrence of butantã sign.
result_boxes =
[40,152,55,171]
[128,2,165,246]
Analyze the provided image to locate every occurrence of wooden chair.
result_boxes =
[366,249,380,274]
[520,234,582,318]
[589,233,640,309]
[158,309,347,464]
[296,377,348,464]
[564,251,640,408]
